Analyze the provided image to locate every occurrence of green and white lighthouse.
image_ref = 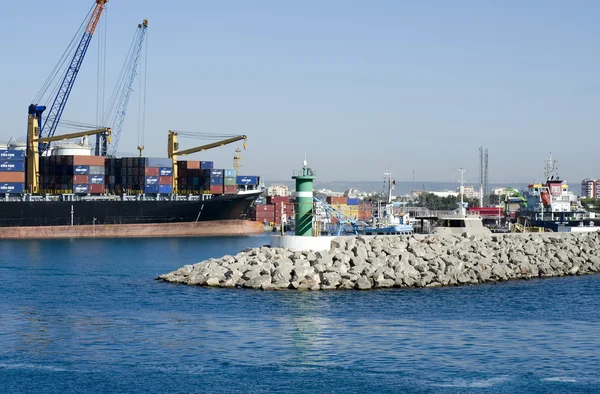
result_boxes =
[292,159,316,236]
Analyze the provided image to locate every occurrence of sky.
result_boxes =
[0,0,598,184]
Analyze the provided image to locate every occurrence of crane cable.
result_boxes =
[171,131,241,140]
[32,3,95,105]
[96,5,108,128]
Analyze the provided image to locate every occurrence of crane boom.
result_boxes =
[32,0,108,153]
[106,19,149,156]
[167,131,247,193]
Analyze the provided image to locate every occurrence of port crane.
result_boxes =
[101,19,149,157]
[29,0,109,154]
[314,196,359,236]
[167,131,247,193]
[26,113,111,194]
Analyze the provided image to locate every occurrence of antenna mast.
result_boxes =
[457,168,467,215]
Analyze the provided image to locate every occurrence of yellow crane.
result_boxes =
[167,130,247,193]
[27,113,111,194]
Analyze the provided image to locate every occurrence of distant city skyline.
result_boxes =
[1,0,598,183]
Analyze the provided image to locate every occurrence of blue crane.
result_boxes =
[314,196,359,236]
[101,19,149,157]
[29,0,108,153]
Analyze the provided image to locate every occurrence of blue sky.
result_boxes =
[1,0,598,184]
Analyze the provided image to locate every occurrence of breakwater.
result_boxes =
[157,232,600,290]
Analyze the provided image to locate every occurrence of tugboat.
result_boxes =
[520,154,600,232]
[363,171,414,235]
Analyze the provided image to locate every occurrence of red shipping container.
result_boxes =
[159,176,172,185]
[73,175,89,184]
[210,185,224,194]
[180,160,200,169]
[255,204,275,211]
[73,155,105,166]
[0,172,25,182]
[89,184,105,194]
[145,167,159,176]
[326,196,347,205]
[224,185,237,194]
[267,196,290,204]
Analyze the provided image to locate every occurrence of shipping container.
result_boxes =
[73,175,89,184]
[255,204,276,211]
[211,169,224,177]
[0,172,25,183]
[223,185,237,194]
[200,161,213,170]
[144,184,160,194]
[159,176,172,185]
[0,161,25,172]
[90,175,104,185]
[74,165,89,175]
[89,166,104,175]
[145,176,159,185]
[267,196,290,204]
[145,167,159,176]
[89,184,105,194]
[0,183,25,193]
[210,177,224,185]
[71,156,104,166]
[0,150,25,160]
[159,167,173,176]
[236,175,259,185]
[73,184,89,194]
[224,177,236,186]
[326,196,347,205]
[210,185,224,194]
[346,198,359,205]
[144,157,172,167]
[159,184,173,194]
[224,169,236,178]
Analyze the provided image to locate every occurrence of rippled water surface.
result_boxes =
[1,235,599,393]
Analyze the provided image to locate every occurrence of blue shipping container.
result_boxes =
[210,169,224,177]
[145,176,159,185]
[347,198,359,205]
[74,165,89,175]
[0,161,25,172]
[210,177,224,185]
[236,175,259,185]
[73,184,89,194]
[159,184,173,194]
[144,184,160,194]
[159,167,173,176]
[90,175,104,185]
[224,169,236,178]
[0,150,25,160]
[200,161,213,170]
[144,157,172,168]
[0,183,25,193]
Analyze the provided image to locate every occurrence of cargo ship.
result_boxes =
[0,145,263,238]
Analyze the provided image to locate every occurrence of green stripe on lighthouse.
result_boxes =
[292,161,316,236]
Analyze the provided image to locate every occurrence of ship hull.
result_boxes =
[0,220,264,239]
[0,192,261,227]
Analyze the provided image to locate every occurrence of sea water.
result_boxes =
[1,235,599,393]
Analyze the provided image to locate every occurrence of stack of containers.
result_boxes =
[358,202,373,220]
[209,169,224,194]
[0,150,26,194]
[176,160,212,194]
[346,197,360,219]
[223,169,237,194]
[251,203,276,224]
[326,196,347,224]
[104,157,173,194]
[39,155,105,194]
[267,196,294,223]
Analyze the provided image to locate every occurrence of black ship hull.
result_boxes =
[0,192,261,227]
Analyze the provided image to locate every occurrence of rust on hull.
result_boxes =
[0,220,263,239]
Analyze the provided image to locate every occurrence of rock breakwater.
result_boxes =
[157,232,600,290]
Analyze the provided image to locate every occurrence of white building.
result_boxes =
[267,184,290,197]
[581,179,596,198]
[430,190,459,198]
